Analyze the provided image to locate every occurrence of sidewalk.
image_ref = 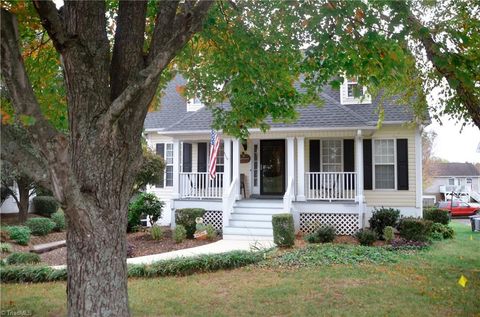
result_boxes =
[51,239,274,269]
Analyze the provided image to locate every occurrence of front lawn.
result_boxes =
[1,223,478,316]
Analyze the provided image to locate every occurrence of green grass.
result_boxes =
[2,223,479,316]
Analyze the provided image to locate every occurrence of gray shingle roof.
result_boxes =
[144,74,416,132]
[430,162,480,177]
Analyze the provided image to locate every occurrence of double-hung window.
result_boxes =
[347,78,364,98]
[215,142,224,173]
[373,139,395,189]
[155,143,173,188]
[321,140,342,172]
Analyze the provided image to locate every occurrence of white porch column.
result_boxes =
[415,126,423,211]
[296,137,306,201]
[223,138,232,194]
[287,137,295,197]
[355,130,364,225]
[172,139,181,199]
[232,138,241,199]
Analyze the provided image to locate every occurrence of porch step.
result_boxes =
[222,234,274,241]
[230,220,273,229]
[232,207,284,215]
[231,213,273,221]
[223,226,273,237]
[234,200,283,208]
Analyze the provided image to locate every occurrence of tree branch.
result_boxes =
[106,0,214,124]
[110,0,148,100]
[393,3,480,128]
[0,9,61,144]
[32,0,72,52]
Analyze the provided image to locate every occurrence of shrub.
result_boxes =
[0,266,67,283]
[127,243,135,258]
[205,224,217,240]
[0,251,265,283]
[7,226,31,245]
[383,226,395,244]
[51,211,66,231]
[150,225,163,240]
[129,193,164,227]
[398,217,433,242]
[174,225,187,243]
[0,243,12,253]
[32,196,58,217]
[272,214,295,247]
[369,207,400,238]
[430,223,455,239]
[6,252,41,265]
[423,207,450,225]
[175,208,206,238]
[25,218,56,236]
[355,229,378,246]
[305,226,336,243]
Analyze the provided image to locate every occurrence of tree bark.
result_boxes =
[66,202,129,317]
[16,177,30,223]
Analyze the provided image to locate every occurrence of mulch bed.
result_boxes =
[36,227,220,266]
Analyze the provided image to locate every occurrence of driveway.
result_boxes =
[452,218,471,226]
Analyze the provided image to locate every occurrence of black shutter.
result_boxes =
[155,144,165,188]
[363,139,372,190]
[182,143,192,172]
[343,139,355,189]
[309,140,320,190]
[397,139,409,190]
[197,142,207,172]
[309,140,320,172]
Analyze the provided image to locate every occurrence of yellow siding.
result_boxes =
[364,125,417,207]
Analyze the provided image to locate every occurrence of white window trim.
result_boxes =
[340,78,372,105]
[320,139,343,172]
[187,94,204,112]
[372,138,397,191]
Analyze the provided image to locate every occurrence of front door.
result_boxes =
[260,140,285,195]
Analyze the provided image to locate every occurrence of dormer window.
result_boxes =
[187,94,204,112]
[340,77,371,105]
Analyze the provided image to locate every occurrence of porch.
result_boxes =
[151,131,367,237]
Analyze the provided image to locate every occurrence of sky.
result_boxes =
[425,117,480,163]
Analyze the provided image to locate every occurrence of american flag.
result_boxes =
[208,130,221,179]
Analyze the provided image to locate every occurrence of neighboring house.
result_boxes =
[144,75,425,240]
[424,162,480,203]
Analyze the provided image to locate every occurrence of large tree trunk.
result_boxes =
[66,202,129,316]
[16,177,30,223]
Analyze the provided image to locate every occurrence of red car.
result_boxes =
[436,201,480,216]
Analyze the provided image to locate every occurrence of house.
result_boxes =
[424,162,480,203]
[144,75,424,240]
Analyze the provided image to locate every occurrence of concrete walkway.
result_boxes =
[127,239,274,265]
[51,239,274,269]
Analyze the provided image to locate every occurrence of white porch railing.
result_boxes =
[222,177,238,227]
[305,172,357,201]
[179,172,224,199]
[283,177,295,213]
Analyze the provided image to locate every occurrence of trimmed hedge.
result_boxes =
[32,196,58,217]
[25,218,56,236]
[369,207,400,238]
[398,217,433,242]
[175,208,206,238]
[1,251,265,283]
[423,207,450,225]
[272,214,295,247]
[6,226,31,245]
[6,252,41,265]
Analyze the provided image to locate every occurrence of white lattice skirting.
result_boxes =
[300,213,359,235]
[203,210,223,232]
